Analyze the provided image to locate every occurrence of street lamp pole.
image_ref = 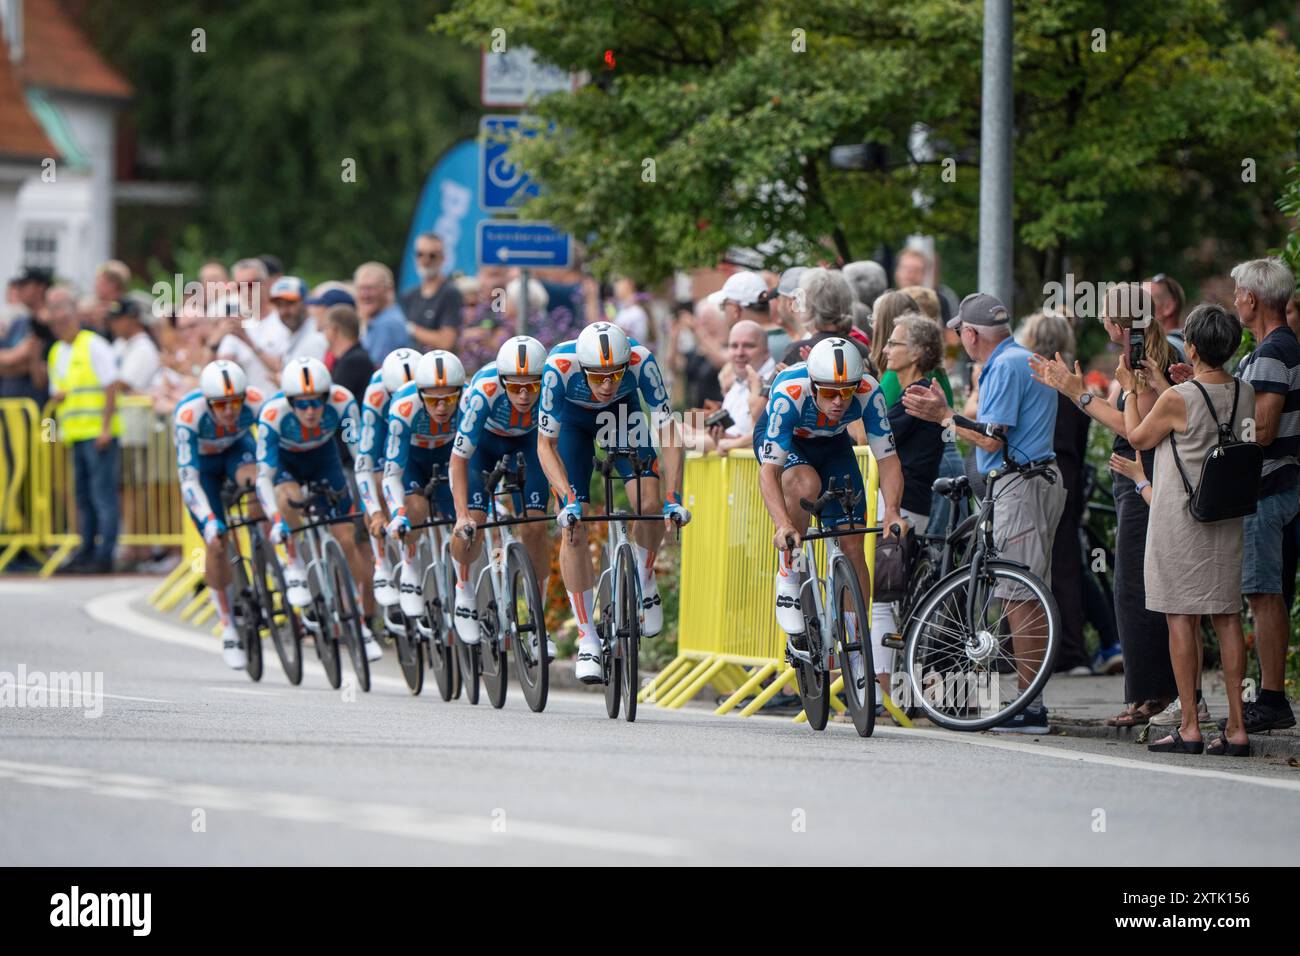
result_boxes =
[978,0,1013,311]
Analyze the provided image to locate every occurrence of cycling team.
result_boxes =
[175,320,908,692]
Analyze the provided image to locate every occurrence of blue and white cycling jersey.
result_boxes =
[174,386,265,525]
[757,364,896,466]
[355,369,397,516]
[381,381,460,514]
[452,363,537,461]
[536,339,673,438]
[255,386,360,519]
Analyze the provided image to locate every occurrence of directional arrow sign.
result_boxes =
[477,220,572,268]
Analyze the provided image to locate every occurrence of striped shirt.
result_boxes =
[1237,325,1300,477]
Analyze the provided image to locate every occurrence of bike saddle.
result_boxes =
[931,475,969,498]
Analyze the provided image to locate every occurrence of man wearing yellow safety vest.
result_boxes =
[46,286,122,574]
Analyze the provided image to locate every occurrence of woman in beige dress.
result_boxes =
[1121,304,1255,756]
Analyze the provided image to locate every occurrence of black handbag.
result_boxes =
[873,525,917,602]
[1169,380,1263,522]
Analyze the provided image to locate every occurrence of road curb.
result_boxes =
[1050,719,1300,761]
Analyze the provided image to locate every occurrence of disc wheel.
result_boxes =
[831,557,874,737]
[256,537,302,685]
[507,542,548,713]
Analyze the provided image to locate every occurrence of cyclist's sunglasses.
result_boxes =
[502,378,541,395]
[290,396,325,411]
[584,366,626,387]
[814,384,857,401]
[209,396,244,412]
[420,388,461,408]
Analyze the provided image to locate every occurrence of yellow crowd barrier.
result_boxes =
[0,398,43,570]
[643,447,913,727]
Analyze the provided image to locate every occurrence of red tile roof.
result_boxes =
[0,24,58,161]
[19,0,132,99]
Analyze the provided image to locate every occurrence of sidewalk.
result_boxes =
[1042,673,1300,760]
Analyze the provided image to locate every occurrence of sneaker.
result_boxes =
[221,630,247,669]
[1216,698,1296,733]
[285,576,312,609]
[398,578,424,617]
[990,705,1051,734]
[1091,646,1124,675]
[361,626,383,662]
[373,574,399,608]
[640,582,664,637]
[1060,665,1094,677]
[546,639,557,661]
[453,585,480,645]
[575,643,603,684]
[774,581,805,635]
[1150,696,1210,728]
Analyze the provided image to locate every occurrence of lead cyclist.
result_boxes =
[755,337,905,692]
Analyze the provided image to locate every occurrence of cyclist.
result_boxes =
[449,336,554,654]
[382,349,464,618]
[255,356,381,662]
[354,347,421,610]
[756,337,905,687]
[536,322,691,683]
[175,360,265,669]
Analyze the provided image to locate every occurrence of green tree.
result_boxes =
[82,0,480,279]
[437,0,1300,311]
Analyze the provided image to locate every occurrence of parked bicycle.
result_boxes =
[220,480,303,685]
[883,416,1061,730]
[288,481,370,692]
[777,478,881,737]
[453,453,553,711]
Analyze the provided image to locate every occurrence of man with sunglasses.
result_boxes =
[400,233,462,353]
[382,350,465,618]
[256,357,383,663]
[448,336,554,650]
[175,360,265,668]
[756,337,904,689]
[537,322,691,683]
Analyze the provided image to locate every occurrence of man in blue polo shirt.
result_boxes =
[902,292,1065,733]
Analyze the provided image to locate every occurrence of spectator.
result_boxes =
[780,268,873,372]
[1123,305,1254,755]
[1148,272,1186,353]
[304,284,355,346]
[271,276,328,365]
[1030,284,1182,726]
[895,245,959,324]
[875,292,955,408]
[1229,257,1300,733]
[1016,311,1114,676]
[611,275,650,343]
[708,271,788,357]
[842,260,888,313]
[322,303,374,469]
[198,260,232,316]
[107,299,160,394]
[869,314,946,702]
[503,276,551,334]
[678,299,727,409]
[93,260,130,310]
[901,285,942,324]
[355,261,412,365]
[258,253,284,285]
[151,300,209,417]
[401,233,463,352]
[774,267,808,341]
[47,286,121,574]
[684,319,773,454]
[903,292,1065,733]
[0,266,55,404]
[215,257,288,394]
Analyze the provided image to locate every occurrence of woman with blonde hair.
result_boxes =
[869,290,919,372]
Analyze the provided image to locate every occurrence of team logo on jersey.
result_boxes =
[629,352,642,366]
[856,380,871,394]
[265,409,277,422]
[555,359,572,373]
[483,382,497,397]
[332,389,346,403]
[398,401,413,417]
[369,391,384,407]
[786,385,802,400]
[180,408,194,424]
[247,387,262,403]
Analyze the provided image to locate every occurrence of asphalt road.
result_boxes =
[2,577,1297,866]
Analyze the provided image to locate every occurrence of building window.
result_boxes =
[23,227,58,271]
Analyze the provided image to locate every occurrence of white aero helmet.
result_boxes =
[806,337,864,387]
[415,350,466,391]
[281,356,331,399]
[576,321,630,371]
[380,347,421,394]
[496,335,546,378]
[199,360,247,401]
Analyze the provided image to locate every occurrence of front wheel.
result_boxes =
[616,543,640,723]
[598,570,620,719]
[309,563,342,690]
[326,539,369,693]
[904,560,1060,731]
[256,537,302,685]
[480,596,508,710]
[229,542,262,683]
[507,542,548,713]
[832,557,874,737]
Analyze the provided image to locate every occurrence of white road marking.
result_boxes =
[204,686,283,697]
[0,757,689,859]
[0,581,52,595]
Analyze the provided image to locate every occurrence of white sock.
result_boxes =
[370,537,392,579]
[569,589,596,646]
[400,545,419,585]
[633,545,656,590]
[455,561,473,602]
[211,586,234,629]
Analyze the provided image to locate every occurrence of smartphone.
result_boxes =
[1128,329,1145,370]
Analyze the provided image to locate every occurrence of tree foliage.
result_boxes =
[437,0,1300,306]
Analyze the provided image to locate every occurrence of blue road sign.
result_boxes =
[477,220,573,268]
[479,115,543,213]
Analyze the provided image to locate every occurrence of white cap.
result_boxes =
[707,271,769,308]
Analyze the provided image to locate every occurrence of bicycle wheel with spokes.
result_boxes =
[615,543,640,723]
[255,537,302,685]
[326,539,370,693]
[831,557,874,737]
[229,542,263,682]
[309,563,342,689]
[598,569,620,719]
[904,560,1060,731]
[507,542,548,713]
